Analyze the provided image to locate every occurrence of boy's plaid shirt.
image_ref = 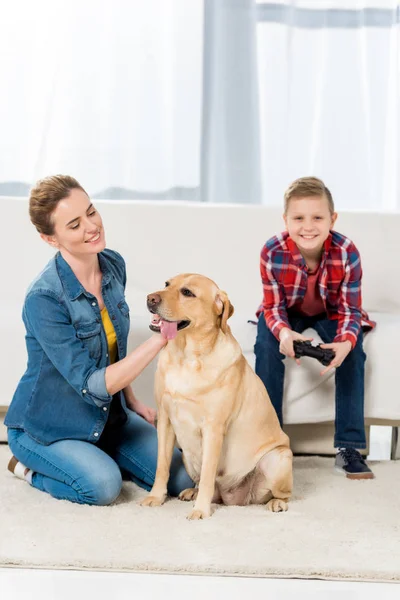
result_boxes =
[256,230,375,348]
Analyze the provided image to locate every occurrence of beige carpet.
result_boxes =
[1,445,399,582]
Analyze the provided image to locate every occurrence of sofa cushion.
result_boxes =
[230,312,400,424]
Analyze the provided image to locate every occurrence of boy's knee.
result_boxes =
[256,316,278,346]
[255,329,281,358]
[345,336,366,364]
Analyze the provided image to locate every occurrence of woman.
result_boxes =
[6,174,192,504]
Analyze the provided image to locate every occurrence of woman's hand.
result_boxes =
[319,340,352,375]
[124,386,157,427]
[278,328,313,364]
[132,399,157,427]
[130,400,157,427]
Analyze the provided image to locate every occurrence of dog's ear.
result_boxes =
[215,291,234,334]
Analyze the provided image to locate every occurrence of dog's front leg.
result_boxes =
[140,404,175,508]
[187,426,224,520]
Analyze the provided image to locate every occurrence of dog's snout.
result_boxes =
[147,293,161,310]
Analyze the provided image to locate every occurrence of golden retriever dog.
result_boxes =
[140,274,293,520]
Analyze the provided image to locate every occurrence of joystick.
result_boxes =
[293,340,335,367]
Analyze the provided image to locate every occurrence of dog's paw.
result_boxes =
[178,487,198,502]
[266,498,288,513]
[187,508,211,520]
[140,495,165,508]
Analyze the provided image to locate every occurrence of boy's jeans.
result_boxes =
[254,312,367,449]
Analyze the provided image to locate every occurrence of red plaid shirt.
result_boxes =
[256,230,375,349]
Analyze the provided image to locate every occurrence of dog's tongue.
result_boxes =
[160,319,178,340]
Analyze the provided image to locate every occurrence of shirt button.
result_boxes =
[94,432,99,437]
[92,302,96,307]
[82,389,87,394]
[103,407,107,411]
[106,353,109,358]
[111,315,116,320]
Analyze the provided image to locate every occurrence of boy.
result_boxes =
[254,177,375,479]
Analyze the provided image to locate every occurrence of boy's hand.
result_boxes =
[279,328,313,364]
[319,340,352,375]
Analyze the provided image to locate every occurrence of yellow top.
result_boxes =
[101,307,118,364]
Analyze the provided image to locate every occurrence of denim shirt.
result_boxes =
[5,249,131,445]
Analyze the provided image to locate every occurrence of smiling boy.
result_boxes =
[254,177,376,479]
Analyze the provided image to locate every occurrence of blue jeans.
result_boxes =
[254,313,367,449]
[8,410,193,505]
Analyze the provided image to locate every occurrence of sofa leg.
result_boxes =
[391,427,400,460]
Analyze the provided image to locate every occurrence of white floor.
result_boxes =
[1,426,397,599]
[1,569,399,600]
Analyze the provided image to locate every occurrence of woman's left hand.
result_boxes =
[131,399,157,427]
[319,340,352,375]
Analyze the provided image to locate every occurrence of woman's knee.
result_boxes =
[76,466,123,506]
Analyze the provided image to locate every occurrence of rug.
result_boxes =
[1,445,399,582]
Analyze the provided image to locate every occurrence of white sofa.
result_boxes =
[2,199,400,455]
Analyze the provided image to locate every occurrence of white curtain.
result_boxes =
[255,0,400,210]
[1,0,399,210]
[0,0,203,199]
[201,0,262,204]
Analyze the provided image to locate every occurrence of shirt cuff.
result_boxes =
[334,331,357,349]
[270,319,290,341]
[85,368,113,407]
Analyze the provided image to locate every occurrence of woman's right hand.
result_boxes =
[278,327,313,363]
[152,332,168,348]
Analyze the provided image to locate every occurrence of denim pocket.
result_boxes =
[76,321,102,359]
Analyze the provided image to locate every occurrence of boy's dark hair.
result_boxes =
[284,177,334,214]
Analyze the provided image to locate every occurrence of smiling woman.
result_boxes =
[5,174,193,506]
[38,190,105,258]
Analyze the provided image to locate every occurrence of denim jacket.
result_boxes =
[5,249,131,445]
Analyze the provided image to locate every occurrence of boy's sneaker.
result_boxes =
[334,448,375,480]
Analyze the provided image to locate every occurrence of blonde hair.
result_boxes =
[284,177,334,214]
[29,175,86,235]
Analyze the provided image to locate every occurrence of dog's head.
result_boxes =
[147,274,234,339]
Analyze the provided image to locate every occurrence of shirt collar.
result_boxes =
[285,231,333,268]
[56,251,112,301]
